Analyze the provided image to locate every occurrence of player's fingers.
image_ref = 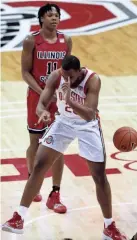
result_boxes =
[43,117,51,124]
[61,85,68,91]
[67,76,70,83]
[68,80,70,86]
[47,112,51,118]
[37,116,43,124]
[38,114,46,124]
[62,82,69,87]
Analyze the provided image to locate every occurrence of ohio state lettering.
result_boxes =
[59,91,84,105]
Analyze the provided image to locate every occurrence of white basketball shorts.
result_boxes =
[40,115,106,162]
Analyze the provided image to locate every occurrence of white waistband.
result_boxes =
[55,115,98,130]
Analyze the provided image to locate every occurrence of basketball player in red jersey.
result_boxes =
[21,3,72,212]
[2,55,127,240]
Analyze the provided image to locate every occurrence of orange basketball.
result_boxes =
[113,127,137,152]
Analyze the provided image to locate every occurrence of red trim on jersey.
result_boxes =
[84,72,96,94]
[96,110,100,119]
[57,31,64,37]
[33,31,44,45]
[32,31,39,36]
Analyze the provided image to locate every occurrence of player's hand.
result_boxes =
[37,110,51,124]
[61,77,71,103]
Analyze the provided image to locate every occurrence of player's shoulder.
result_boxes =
[22,34,35,51]
[46,69,61,88]
[57,31,72,42]
[64,34,72,42]
[63,34,72,54]
[87,69,101,91]
[86,68,100,81]
[50,69,61,79]
[64,34,72,47]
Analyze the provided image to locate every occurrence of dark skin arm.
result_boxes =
[36,70,60,120]
[62,74,101,121]
[64,35,73,55]
[21,35,43,95]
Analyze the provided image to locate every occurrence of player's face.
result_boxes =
[61,68,81,87]
[42,7,60,29]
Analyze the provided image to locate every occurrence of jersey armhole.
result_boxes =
[32,31,40,36]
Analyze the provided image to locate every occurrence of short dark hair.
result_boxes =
[38,3,61,27]
[62,55,80,71]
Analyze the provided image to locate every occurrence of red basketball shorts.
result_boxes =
[27,88,57,133]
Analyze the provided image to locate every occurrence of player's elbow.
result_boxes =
[86,114,92,121]
[86,109,95,121]
[22,70,30,82]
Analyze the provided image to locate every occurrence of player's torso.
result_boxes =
[56,68,95,122]
[31,31,68,88]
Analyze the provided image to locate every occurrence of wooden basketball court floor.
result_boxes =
[1,2,137,240]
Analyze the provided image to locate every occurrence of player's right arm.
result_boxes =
[64,35,72,55]
[36,70,60,123]
[21,35,43,95]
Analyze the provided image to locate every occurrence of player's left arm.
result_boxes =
[64,35,73,55]
[68,74,101,121]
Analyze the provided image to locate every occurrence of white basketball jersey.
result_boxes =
[56,68,95,120]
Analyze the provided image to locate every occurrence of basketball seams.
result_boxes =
[127,131,131,151]
[113,130,129,148]
[114,127,130,134]
[113,127,137,152]
[118,132,130,151]
[129,131,137,149]
[130,131,137,142]
[130,130,137,141]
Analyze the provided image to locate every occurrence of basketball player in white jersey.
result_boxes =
[2,56,127,240]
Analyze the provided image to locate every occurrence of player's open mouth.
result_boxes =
[51,22,57,25]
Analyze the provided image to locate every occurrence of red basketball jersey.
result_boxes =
[31,31,68,88]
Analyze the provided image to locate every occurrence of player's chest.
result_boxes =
[35,42,67,60]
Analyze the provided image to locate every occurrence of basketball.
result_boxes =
[113,127,137,152]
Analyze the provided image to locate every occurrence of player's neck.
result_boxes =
[79,68,87,80]
[40,28,57,40]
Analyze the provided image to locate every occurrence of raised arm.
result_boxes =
[21,35,43,95]
[36,70,60,118]
[67,74,101,121]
